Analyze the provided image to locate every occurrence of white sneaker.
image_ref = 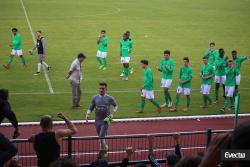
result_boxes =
[34,72,40,76]
[120,73,124,77]
[160,103,167,107]
[122,77,128,81]
[168,102,173,108]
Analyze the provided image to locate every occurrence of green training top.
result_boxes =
[143,67,154,91]
[215,56,227,76]
[201,64,214,85]
[158,58,174,79]
[225,67,238,86]
[233,56,247,75]
[12,33,23,50]
[120,39,133,57]
[204,49,219,66]
[98,36,108,52]
[179,66,192,88]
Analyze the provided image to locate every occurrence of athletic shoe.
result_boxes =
[33,72,41,76]
[213,100,218,104]
[220,107,225,113]
[3,64,9,70]
[130,67,134,74]
[103,144,109,158]
[200,105,208,108]
[183,108,189,112]
[102,67,107,70]
[122,77,128,81]
[170,107,177,112]
[47,66,51,71]
[157,107,162,114]
[120,73,125,77]
[160,103,167,108]
[136,110,144,113]
[168,101,173,108]
[99,65,104,69]
[230,105,235,109]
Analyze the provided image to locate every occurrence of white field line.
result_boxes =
[9,87,250,95]
[15,146,205,158]
[2,113,250,126]
[20,0,54,94]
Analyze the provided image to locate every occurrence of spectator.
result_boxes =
[49,158,78,167]
[0,89,19,166]
[29,113,77,167]
[121,147,134,167]
[175,154,202,167]
[148,134,182,167]
[90,150,109,167]
[7,159,22,167]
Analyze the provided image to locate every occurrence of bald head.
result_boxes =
[40,115,53,131]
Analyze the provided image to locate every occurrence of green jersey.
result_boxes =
[143,67,154,91]
[158,58,174,79]
[233,56,248,75]
[179,66,192,88]
[204,49,219,65]
[120,39,133,57]
[201,64,214,85]
[215,56,227,76]
[225,67,238,86]
[98,36,108,52]
[12,33,23,50]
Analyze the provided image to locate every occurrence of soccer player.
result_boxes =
[86,82,118,157]
[3,28,26,69]
[156,50,174,108]
[29,30,51,75]
[204,42,219,67]
[137,60,161,113]
[220,60,239,113]
[200,56,214,108]
[120,32,133,80]
[96,30,108,70]
[214,48,228,103]
[170,57,192,112]
[231,50,250,95]
[66,53,86,109]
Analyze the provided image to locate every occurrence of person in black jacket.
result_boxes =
[0,88,20,166]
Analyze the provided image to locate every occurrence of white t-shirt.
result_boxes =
[69,59,82,84]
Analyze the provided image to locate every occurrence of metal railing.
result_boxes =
[10,129,232,166]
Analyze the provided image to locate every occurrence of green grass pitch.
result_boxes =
[0,0,250,122]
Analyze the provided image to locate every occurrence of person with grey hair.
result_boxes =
[66,53,86,109]
[86,82,118,158]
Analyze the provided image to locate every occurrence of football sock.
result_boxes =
[224,97,229,109]
[175,95,180,107]
[151,99,160,108]
[38,63,42,72]
[7,57,14,65]
[42,62,49,68]
[20,56,26,65]
[140,99,145,111]
[186,96,191,107]
[164,91,169,104]
[203,95,207,106]
[103,58,107,67]
[124,67,129,77]
[96,57,102,65]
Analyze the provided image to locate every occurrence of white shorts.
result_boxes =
[176,86,191,95]
[96,51,107,58]
[141,89,154,99]
[11,49,23,56]
[236,75,241,85]
[161,79,172,88]
[225,86,235,97]
[121,57,130,64]
[200,84,211,95]
[215,75,226,84]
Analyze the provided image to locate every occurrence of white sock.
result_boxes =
[38,63,42,72]
[42,61,49,68]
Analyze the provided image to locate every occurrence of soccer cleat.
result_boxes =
[168,101,173,108]
[103,144,109,158]
[34,72,41,76]
[160,103,167,108]
[136,110,144,113]
[213,100,218,104]
[47,66,51,71]
[170,107,177,112]
[120,72,125,77]
[3,64,9,70]
[157,107,162,114]
[183,108,189,112]
[102,67,107,70]
[99,65,104,69]
[220,108,225,113]
[130,67,134,74]
[200,105,208,108]
[122,77,128,81]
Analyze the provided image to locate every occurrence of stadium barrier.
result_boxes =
[9,129,232,166]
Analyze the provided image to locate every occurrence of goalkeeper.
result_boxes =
[85,82,118,157]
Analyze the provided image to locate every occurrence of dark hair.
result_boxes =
[175,154,202,167]
[183,57,189,62]
[40,115,53,130]
[101,30,106,33]
[91,159,108,167]
[123,32,128,36]
[126,31,130,34]
[49,158,79,167]
[77,53,86,59]
[164,50,170,55]
[203,56,208,59]
[219,48,224,55]
[228,60,233,63]
[12,28,18,32]
[99,82,107,87]
[166,153,180,166]
[36,30,42,33]
[135,163,146,167]
[0,89,9,101]
[232,50,237,54]
[140,60,149,65]
[209,42,215,46]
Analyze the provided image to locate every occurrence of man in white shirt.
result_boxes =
[66,53,86,109]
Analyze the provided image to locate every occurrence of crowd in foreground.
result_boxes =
[1,87,250,167]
